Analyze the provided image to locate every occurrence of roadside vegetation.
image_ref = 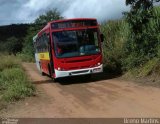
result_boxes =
[0,54,35,109]
[0,9,62,109]
[101,3,160,84]
[0,9,61,108]
[101,19,130,74]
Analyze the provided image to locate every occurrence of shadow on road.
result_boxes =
[33,80,53,85]
[57,72,121,85]
[31,72,121,85]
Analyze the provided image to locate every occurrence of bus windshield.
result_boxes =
[52,28,100,58]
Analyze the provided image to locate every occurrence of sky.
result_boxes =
[0,0,129,26]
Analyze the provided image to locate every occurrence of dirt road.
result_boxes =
[1,63,160,118]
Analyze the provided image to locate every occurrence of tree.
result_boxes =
[5,37,23,55]
[34,9,63,25]
[123,0,160,69]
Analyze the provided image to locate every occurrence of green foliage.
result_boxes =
[17,53,35,62]
[0,24,29,54]
[0,55,35,102]
[3,37,23,55]
[138,58,159,77]
[0,37,23,55]
[0,43,7,52]
[0,55,20,71]
[0,24,29,43]
[122,53,148,70]
[124,58,160,78]
[101,20,130,73]
[22,27,36,56]
[0,68,35,101]
[35,9,63,25]
[123,0,160,70]
[101,5,160,78]
[20,25,40,62]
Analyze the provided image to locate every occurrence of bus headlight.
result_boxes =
[58,67,61,71]
[58,67,65,71]
[95,63,101,67]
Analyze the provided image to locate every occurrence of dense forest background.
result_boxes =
[0,1,160,81]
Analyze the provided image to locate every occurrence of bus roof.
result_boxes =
[38,18,98,36]
[48,18,97,24]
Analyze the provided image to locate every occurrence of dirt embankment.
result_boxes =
[1,63,160,118]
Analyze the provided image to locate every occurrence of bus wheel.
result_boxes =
[48,64,52,77]
[53,78,59,82]
[40,63,45,76]
[42,72,46,76]
[41,70,46,76]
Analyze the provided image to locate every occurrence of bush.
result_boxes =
[124,58,160,78]
[0,55,35,102]
[17,53,35,62]
[138,58,160,77]
[5,37,23,55]
[101,20,129,73]
[101,6,160,78]
[0,68,35,101]
[0,55,20,71]
[123,5,160,70]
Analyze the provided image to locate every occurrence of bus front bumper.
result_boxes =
[55,64,103,78]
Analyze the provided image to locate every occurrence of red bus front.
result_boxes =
[50,18,103,78]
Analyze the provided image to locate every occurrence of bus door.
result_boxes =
[47,33,54,75]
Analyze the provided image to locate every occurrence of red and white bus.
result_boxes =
[33,18,104,79]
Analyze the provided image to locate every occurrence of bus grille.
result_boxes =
[65,58,92,63]
[71,70,89,75]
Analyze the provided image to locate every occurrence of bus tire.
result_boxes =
[40,62,45,76]
[42,72,46,76]
[48,64,52,77]
[53,78,59,82]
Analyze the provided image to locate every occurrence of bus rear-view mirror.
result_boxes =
[100,34,104,42]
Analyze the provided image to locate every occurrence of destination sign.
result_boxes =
[51,20,97,29]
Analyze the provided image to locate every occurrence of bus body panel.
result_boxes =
[37,52,51,75]
[53,54,102,71]
[35,53,41,72]
[55,64,103,78]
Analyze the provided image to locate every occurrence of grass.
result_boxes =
[17,53,35,62]
[0,54,20,71]
[138,58,160,77]
[0,68,35,101]
[100,6,160,80]
[0,54,35,105]
[100,19,129,74]
[123,58,160,77]
[122,58,160,87]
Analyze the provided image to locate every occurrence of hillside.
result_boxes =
[0,24,30,42]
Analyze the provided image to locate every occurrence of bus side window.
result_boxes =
[44,34,49,52]
[46,34,50,51]
[42,33,49,52]
[37,38,40,53]
[40,36,43,53]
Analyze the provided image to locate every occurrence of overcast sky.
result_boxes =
[0,0,129,26]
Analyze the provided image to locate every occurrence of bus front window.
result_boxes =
[52,29,100,58]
